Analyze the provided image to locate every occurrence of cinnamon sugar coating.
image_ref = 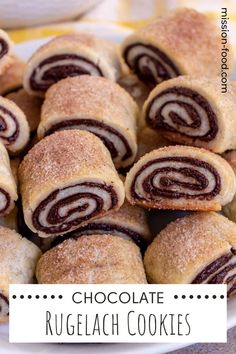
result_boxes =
[40,75,137,131]
[144,212,236,284]
[38,75,138,168]
[23,33,122,97]
[36,234,147,284]
[122,8,233,78]
[20,130,122,194]
[19,130,125,237]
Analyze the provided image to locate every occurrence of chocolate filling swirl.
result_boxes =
[29,54,103,92]
[32,182,118,234]
[0,39,8,60]
[123,43,180,86]
[0,293,9,320]
[51,222,147,252]
[146,87,218,142]
[131,157,221,201]
[192,248,236,297]
[0,105,19,143]
[45,119,132,164]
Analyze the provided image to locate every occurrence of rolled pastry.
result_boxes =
[0,96,30,154]
[0,226,41,322]
[223,150,236,223]
[144,212,236,297]
[38,76,138,168]
[0,29,13,74]
[0,142,17,215]
[0,56,25,95]
[19,130,125,237]
[36,234,147,284]
[122,8,231,87]
[6,89,43,134]
[125,145,236,211]
[143,76,236,153]
[23,33,122,97]
[52,200,151,252]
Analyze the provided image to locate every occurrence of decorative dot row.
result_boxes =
[12,295,63,299]
[12,294,225,300]
[174,295,224,299]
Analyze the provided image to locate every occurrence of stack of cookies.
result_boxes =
[1,8,236,323]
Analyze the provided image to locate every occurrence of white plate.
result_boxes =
[1,22,236,354]
[0,0,101,28]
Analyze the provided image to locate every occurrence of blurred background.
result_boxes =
[1,0,236,54]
